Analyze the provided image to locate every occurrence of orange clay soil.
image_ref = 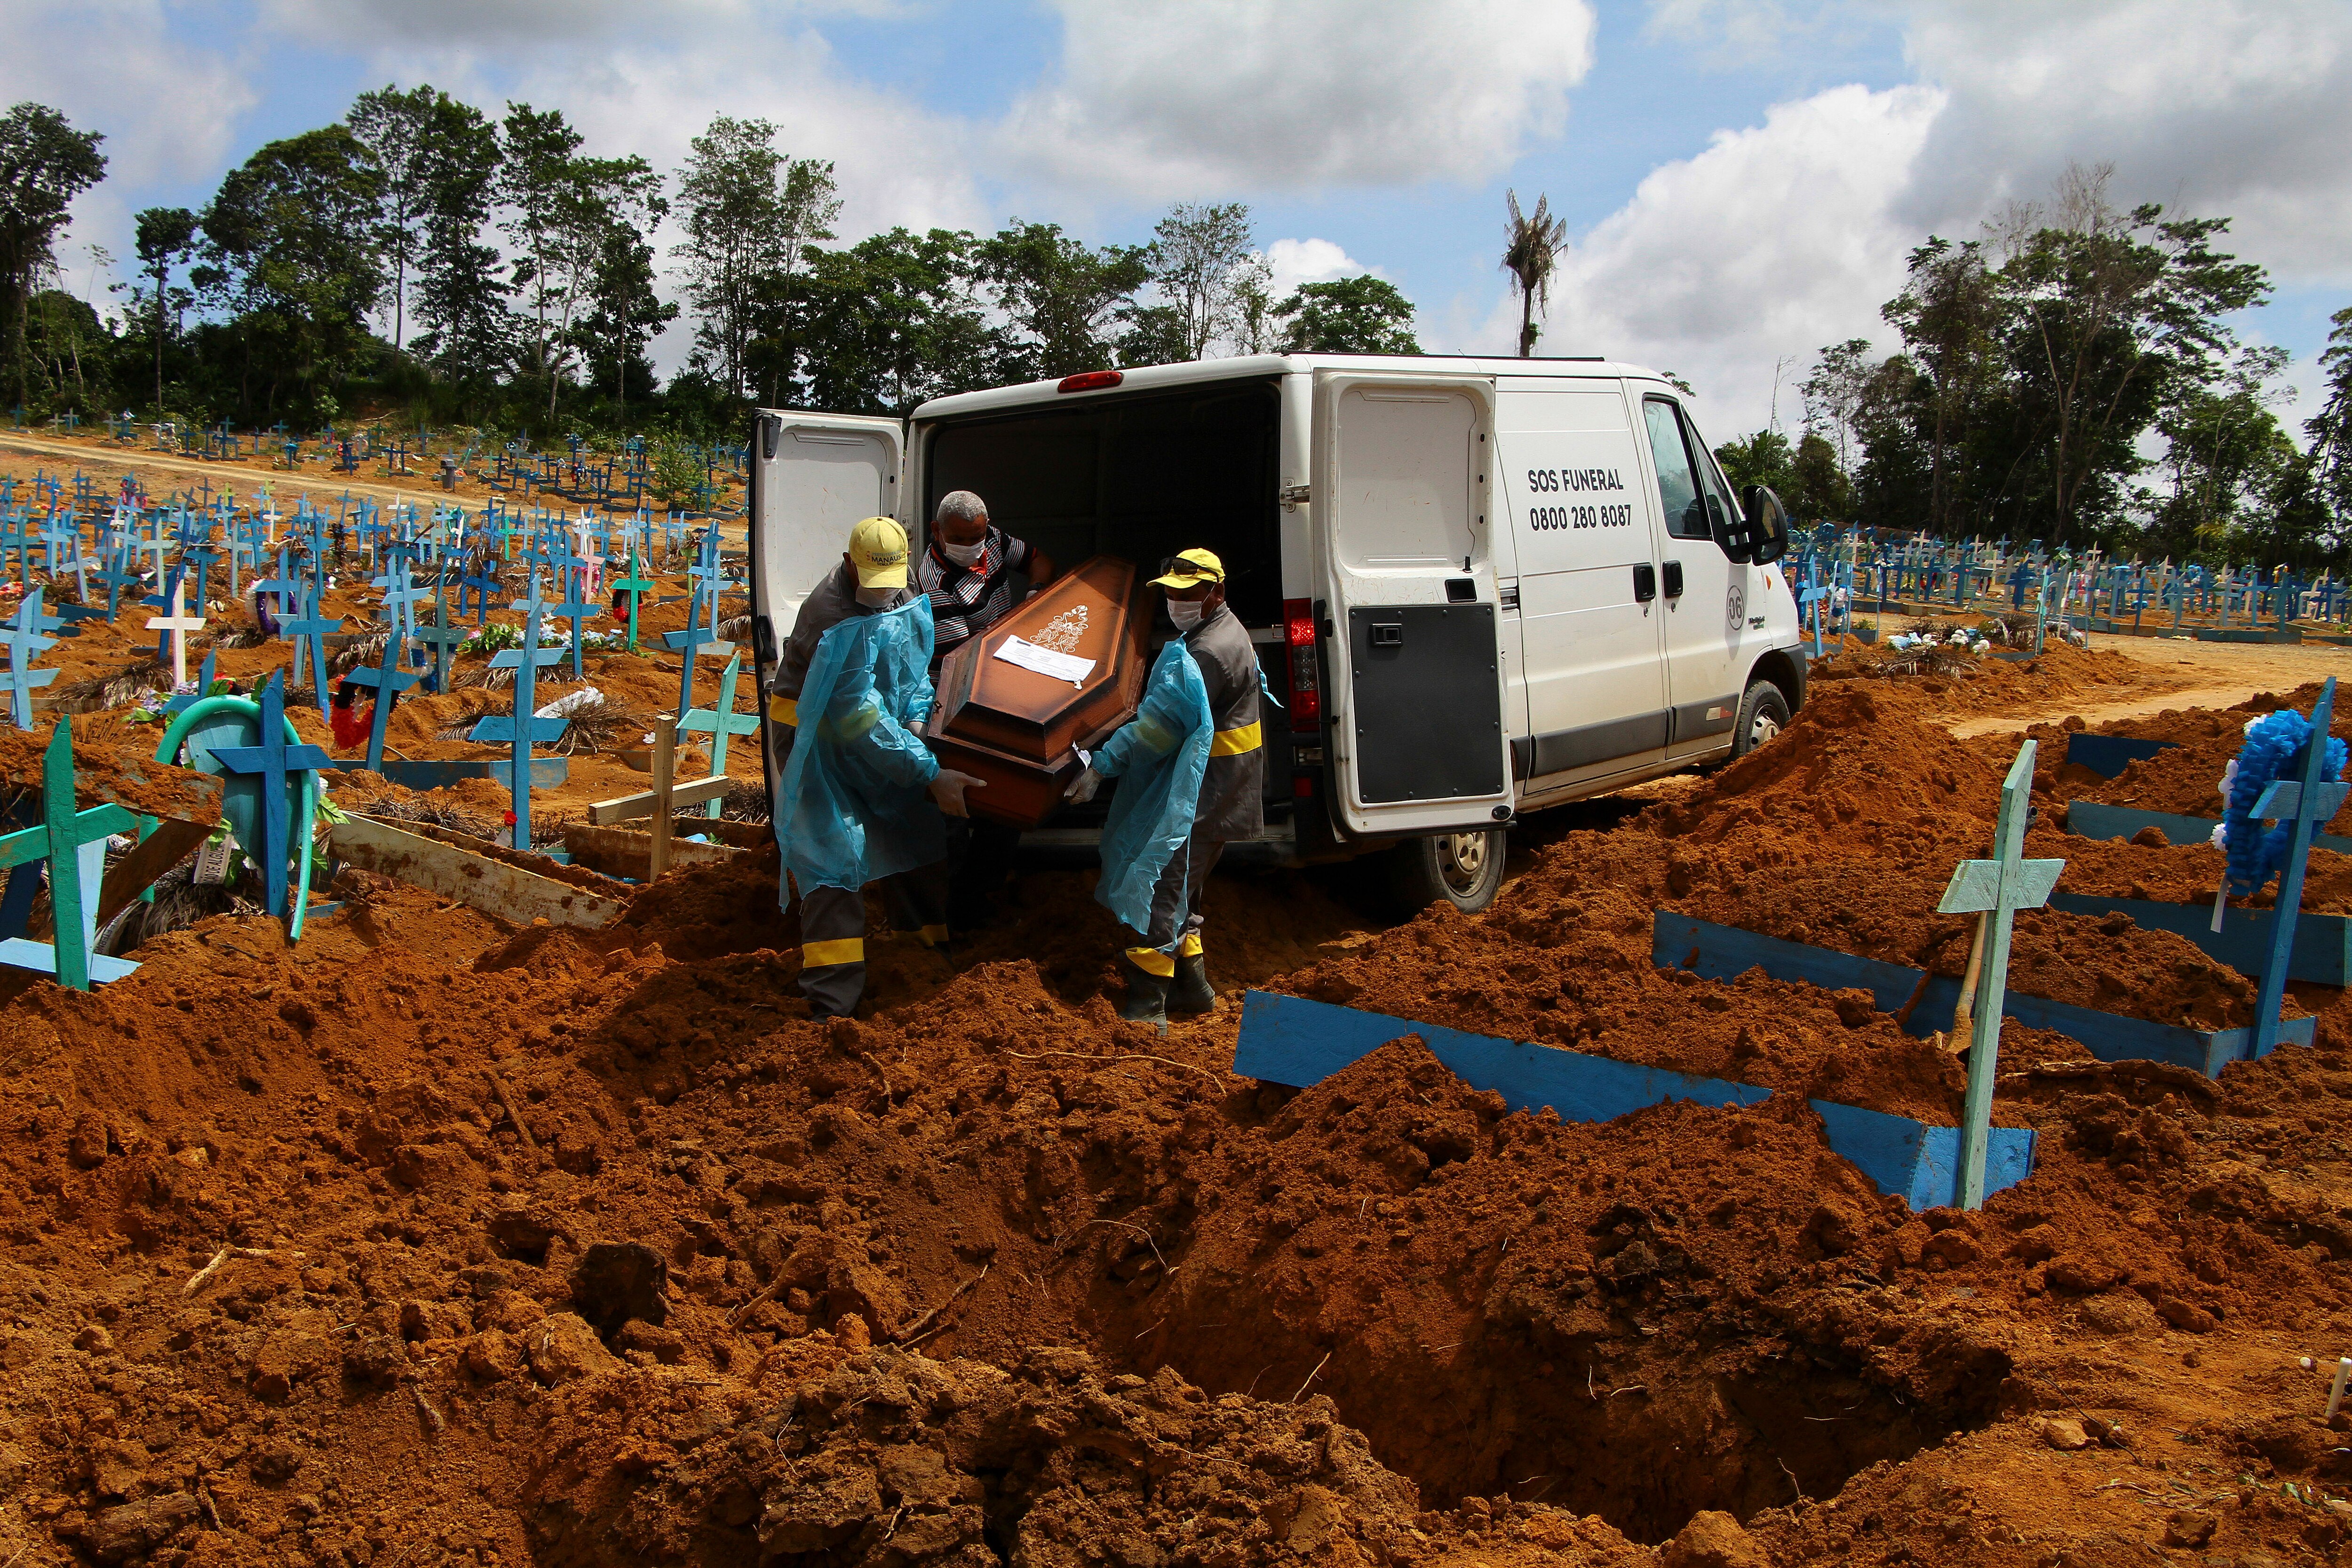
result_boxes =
[1,650,2351,1566]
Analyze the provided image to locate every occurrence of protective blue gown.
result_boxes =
[1091,637,1214,938]
[775,596,946,896]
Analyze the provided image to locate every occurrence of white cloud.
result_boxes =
[0,0,258,191]
[1898,0,2352,284]
[1263,238,1370,300]
[1516,82,1942,438]
[1000,0,1597,199]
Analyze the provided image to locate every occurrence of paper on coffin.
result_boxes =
[924,554,1151,826]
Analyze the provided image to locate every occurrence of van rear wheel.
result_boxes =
[1732,678,1791,758]
[1385,828,1506,916]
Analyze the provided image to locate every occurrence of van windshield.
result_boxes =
[922,379,1284,625]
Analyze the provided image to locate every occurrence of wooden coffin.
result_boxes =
[925,554,1151,826]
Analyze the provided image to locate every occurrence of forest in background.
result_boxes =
[3,94,2348,565]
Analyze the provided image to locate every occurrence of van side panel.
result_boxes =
[1494,382,1668,789]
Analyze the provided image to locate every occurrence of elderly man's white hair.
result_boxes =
[933,491,988,526]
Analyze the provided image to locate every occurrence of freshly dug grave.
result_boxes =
[2059,681,2352,835]
[3,677,2352,1567]
[1808,638,2184,717]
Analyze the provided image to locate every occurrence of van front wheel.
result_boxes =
[1385,828,1506,916]
[1733,678,1791,758]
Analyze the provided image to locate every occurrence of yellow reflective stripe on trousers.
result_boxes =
[768,695,799,725]
[1125,946,1176,978]
[1178,932,1202,958]
[1210,720,1262,756]
[802,937,865,967]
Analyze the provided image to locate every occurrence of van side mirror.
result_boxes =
[1740,484,1791,566]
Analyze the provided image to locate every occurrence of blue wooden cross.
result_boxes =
[1796,555,1831,658]
[677,648,758,818]
[2244,678,2348,1060]
[664,556,734,715]
[1935,737,2065,1208]
[459,548,500,626]
[0,717,139,989]
[207,674,331,923]
[94,543,141,621]
[548,558,597,681]
[343,625,421,773]
[281,584,344,714]
[2,589,61,728]
[376,559,429,640]
[469,590,569,849]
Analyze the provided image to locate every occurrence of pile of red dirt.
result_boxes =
[1812,636,2180,710]
[4,673,2352,1566]
[2059,682,2352,834]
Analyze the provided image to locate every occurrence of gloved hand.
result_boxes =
[1064,766,1103,804]
[929,769,985,817]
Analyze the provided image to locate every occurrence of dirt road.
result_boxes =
[1944,630,2352,736]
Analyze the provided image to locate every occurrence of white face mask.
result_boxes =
[939,539,985,567]
[1166,597,1206,631]
[855,586,897,609]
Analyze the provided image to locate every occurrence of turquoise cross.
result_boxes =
[677,648,757,818]
[1935,737,2065,1209]
[344,625,421,773]
[2,588,61,729]
[470,591,568,849]
[207,674,332,922]
[0,717,137,989]
[280,584,344,713]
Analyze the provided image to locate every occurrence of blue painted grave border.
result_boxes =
[2048,891,2352,987]
[2065,734,2177,780]
[1234,990,2034,1211]
[2065,798,2352,857]
[1653,913,2313,1077]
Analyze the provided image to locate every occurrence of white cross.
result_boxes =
[145,573,206,687]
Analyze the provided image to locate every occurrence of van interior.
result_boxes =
[920,378,1285,627]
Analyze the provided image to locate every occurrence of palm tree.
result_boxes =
[1501,189,1567,358]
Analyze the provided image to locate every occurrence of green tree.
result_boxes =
[1714,429,1793,497]
[2147,345,2296,556]
[1146,201,1255,360]
[975,221,1149,382]
[1789,431,1853,522]
[1500,188,1565,358]
[346,85,439,352]
[1274,275,1420,354]
[0,102,107,407]
[1878,240,1999,533]
[2308,305,2352,535]
[573,216,675,407]
[132,206,199,412]
[674,116,838,401]
[792,228,991,415]
[202,126,385,418]
[1993,162,2269,543]
[408,93,507,388]
[500,104,661,418]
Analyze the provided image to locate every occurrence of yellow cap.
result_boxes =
[1149,547,1225,590]
[848,516,909,589]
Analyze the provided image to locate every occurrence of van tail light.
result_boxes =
[1284,597,1320,727]
[1057,370,1123,393]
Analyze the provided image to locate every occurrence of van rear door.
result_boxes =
[1309,370,1513,837]
[747,411,906,788]
[747,410,906,671]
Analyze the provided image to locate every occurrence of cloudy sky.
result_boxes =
[8,0,2350,442]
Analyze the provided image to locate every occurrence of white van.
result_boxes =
[747,354,1805,914]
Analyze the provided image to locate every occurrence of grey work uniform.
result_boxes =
[768,562,948,1017]
[1137,602,1264,951]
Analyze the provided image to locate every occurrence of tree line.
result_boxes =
[0,93,1421,439]
[1713,163,2352,567]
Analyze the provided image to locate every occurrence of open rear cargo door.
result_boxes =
[1310,370,1513,838]
[747,410,906,803]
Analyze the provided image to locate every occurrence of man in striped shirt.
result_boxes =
[917,490,1057,931]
